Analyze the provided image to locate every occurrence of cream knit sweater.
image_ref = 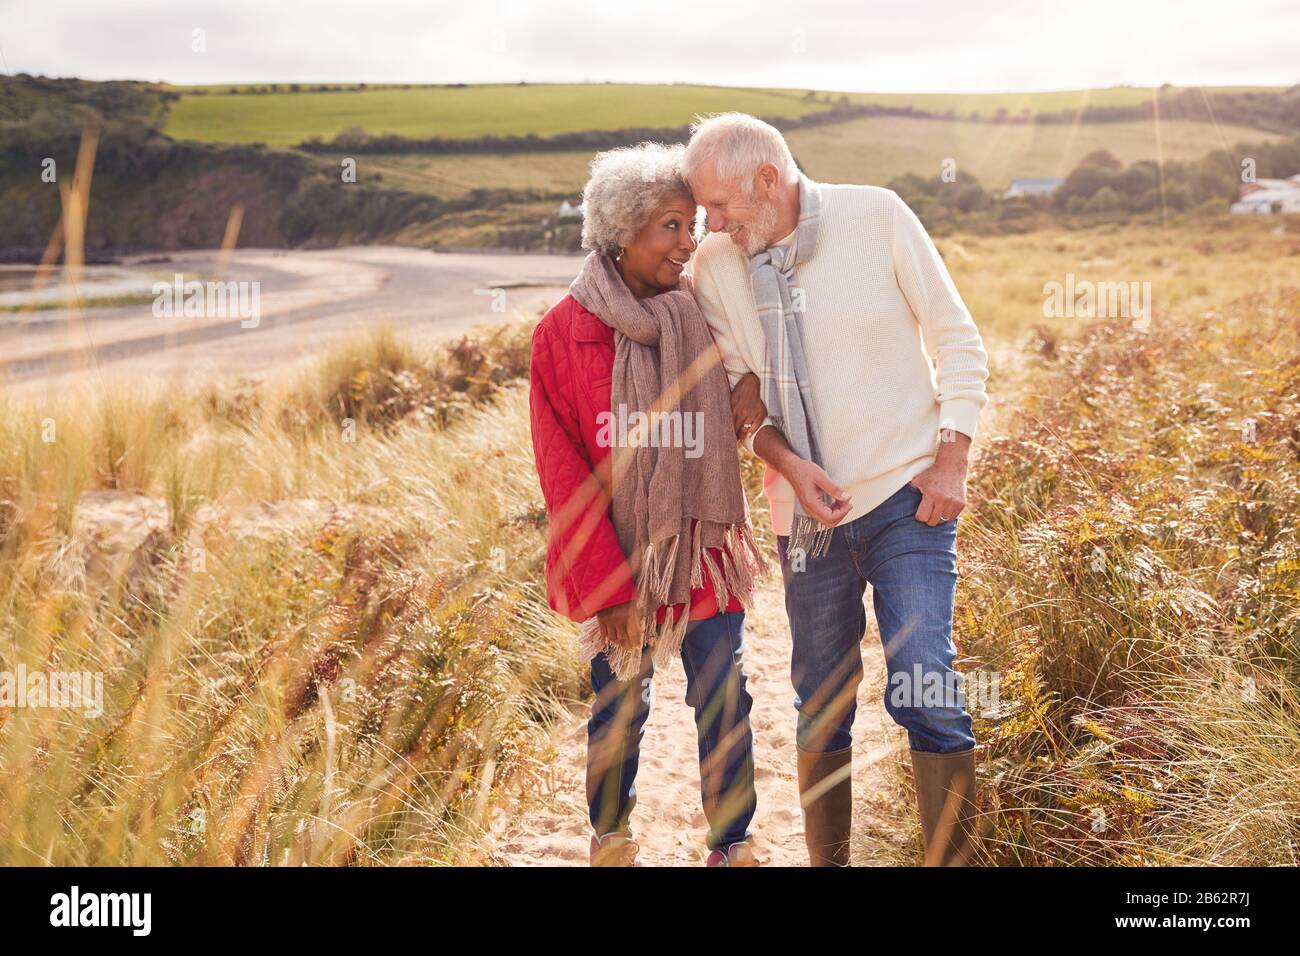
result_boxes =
[689,182,989,536]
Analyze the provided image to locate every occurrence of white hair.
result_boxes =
[580,142,691,255]
[682,112,799,193]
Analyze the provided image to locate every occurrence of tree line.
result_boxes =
[888,136,1300,234]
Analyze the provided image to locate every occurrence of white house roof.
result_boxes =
[1241,176,1300,195]
[1240,186,1300,203]
[1005,177,1066,198]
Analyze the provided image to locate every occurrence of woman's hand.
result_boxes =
[730,372,766,441]
[596,601,643,650]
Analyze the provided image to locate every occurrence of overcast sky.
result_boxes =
[3,0,1296,92]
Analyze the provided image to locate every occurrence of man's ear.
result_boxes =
[755,162,781,197]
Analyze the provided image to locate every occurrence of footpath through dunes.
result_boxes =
[489,574,917,866]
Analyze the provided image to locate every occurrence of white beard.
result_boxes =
[731,197,780,256]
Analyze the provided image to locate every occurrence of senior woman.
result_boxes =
[529,143,769,867]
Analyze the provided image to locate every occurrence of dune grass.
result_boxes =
[952,287,1298,865]
[0,321,585,865]
[937,217,1300,348]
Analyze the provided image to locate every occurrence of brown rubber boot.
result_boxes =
[796,746,853,866]
[909,747,981,866]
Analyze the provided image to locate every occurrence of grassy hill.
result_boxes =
[326,114,1288,199]
[787,114,1288,189]
[159,79,1297,208]
[840,84,1286,116]
[162,82,1291,145]
[163,83,832,145]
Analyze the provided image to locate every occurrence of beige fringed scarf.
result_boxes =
[569,252,767,680]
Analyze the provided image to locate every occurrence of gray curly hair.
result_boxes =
[580,142,693,255]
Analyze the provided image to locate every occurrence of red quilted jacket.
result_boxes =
[529,292,745,626]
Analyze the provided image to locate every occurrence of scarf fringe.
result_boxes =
[648,602,692,672]
[720,525,750,602]
[689,519,703,590]
[641,533,681,607]
[788,513,834,560]
[701,545,726,610]
[577,614,642,680]
[578,520,770,682]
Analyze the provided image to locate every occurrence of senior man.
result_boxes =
[684,113,990,867]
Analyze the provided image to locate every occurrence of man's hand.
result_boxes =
[729,372,766,441]
[751,422,853,527]
[910,430,972,526]
[596,600,643,650]
[787,458,853,527]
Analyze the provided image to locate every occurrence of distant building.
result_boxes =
[1238,176,1300,196]
[1005,177,1065,198]
[557,199,584,220]
[1231,175,1300,214]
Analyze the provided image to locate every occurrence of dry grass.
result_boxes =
[0,320,583,865]
[955,285,1298,865]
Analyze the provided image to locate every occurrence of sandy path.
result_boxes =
[493,573,916,867]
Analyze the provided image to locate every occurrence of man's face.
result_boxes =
[688,163,779,256]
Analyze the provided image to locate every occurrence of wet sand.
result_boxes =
[0,247,582,397]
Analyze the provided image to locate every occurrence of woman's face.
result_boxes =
[615,191,699,299]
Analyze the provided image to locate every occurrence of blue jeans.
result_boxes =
[776,481,976,755]
[586,610,757,851]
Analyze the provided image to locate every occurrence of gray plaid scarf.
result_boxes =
[749,172,834,559]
